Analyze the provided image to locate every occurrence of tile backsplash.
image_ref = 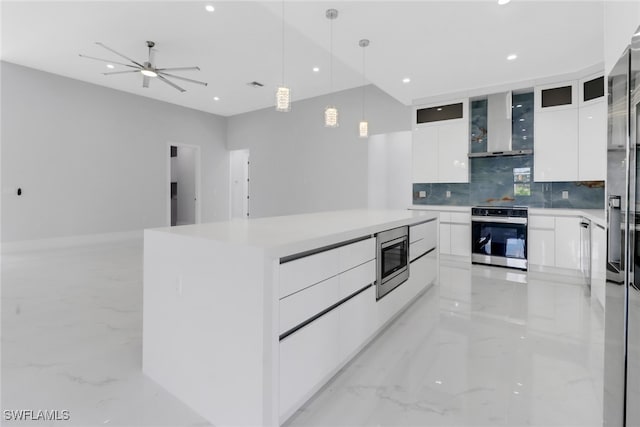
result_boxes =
[413,155,604,209]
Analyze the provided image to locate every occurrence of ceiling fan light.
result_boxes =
[140,69,158,78]
[359,120,369,138]
[275,86,291,112]
[325,106,338,128]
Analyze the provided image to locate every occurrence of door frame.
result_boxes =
[166,142,202,226]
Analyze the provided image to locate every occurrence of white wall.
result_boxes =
[604,1,640,75]
[175,146,196,226]
[226,85,411,218]
[229,149,249,219]
[368,131,412,210]
[1,62,229,243]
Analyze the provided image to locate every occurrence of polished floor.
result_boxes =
[2,241,604,426]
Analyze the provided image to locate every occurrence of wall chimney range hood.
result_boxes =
[468,91,532,158]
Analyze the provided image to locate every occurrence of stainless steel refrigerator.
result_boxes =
[605,26,640,427]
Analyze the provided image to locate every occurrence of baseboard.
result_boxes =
[1,230,143,254]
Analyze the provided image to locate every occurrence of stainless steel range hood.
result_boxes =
[468,91,533,158]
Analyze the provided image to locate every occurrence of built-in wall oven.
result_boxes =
[376,226,409,300]
[471,206,528,270]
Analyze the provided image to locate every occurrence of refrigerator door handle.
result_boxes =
[608,195,622,267]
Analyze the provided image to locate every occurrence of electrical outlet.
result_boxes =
[446,190,451,198]
[419,191,426,198]
[562,191,569,199]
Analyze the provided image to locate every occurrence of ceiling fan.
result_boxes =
[79,41,207,93]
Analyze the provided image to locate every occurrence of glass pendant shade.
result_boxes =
[275,86,291,112]
[324,106,338,127]
[359,120,369,138]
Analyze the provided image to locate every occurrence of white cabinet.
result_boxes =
[279,309,340,417]
[534,108,579,181]
[412,126,439,183]
[534,76,606,182]
[412,99,469,184]
[555,216,582,270]
[592,223,606,309]
[438,123,469,183]
[438,211,470,258]
[578,100,607,181]
[528,214,587,273]
[529,228,555,266]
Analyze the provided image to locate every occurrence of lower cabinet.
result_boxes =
[279,309,340,418]
[439,211,470,257]
[529,228,555,266]
[554,217,582,270]
[279,233,438,422]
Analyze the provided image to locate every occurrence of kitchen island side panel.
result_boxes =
[142,229,275,426]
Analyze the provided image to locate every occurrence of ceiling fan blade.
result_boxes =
[157,75,186,93]
[103,70,141,75]
[156,66,200,72]
[95,42,144,68]
[143,75,150,88]
[79,54,138,69]
[158,72,208,86]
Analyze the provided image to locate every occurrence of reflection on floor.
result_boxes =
[2,243,604,426]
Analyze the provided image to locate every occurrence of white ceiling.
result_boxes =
[1,1,604,117]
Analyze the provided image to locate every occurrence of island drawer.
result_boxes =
[279,260,375,335]
[279,237,375,299]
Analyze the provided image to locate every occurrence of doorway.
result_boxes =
[229,149,250,218]
[168,143,201,226]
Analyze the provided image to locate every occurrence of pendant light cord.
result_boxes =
[329,15,333,92]
[281,0,285,85]
[362,45,366,120]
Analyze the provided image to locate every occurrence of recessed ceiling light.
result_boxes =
[213,96,220,101]
[498,0,511,5]
[313,67,320,73]
[507,54,518,61]
[437,108,443,111]
[205,5,215,12]
[402,77,411,84]
[106,64,115,69]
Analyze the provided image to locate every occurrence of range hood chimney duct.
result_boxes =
[468,91,532,158]
[487,91,512,153]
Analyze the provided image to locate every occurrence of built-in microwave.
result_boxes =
[376,226,409,300]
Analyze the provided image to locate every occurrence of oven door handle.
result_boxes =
[471,217,527,225]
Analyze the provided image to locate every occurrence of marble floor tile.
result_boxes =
[2,243,604,426]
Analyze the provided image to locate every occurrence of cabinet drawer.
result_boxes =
[339,260,375,299]
[410,220,435,243]
[450,212,470,223]
[529,215,555,229]
[338,238,375,272]
[439,212,452,222]
[280,249,340,299]
[280,276,340,334]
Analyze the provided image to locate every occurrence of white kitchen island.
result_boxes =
[143,209,438,426]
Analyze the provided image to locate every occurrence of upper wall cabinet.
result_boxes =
[412,99,469,184]
[534,76,606,182]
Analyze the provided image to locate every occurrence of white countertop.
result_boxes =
[409,205,605,227]
[147,209,438,258]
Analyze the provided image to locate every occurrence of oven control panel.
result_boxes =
[471,206,528,218]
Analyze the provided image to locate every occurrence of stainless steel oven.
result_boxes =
[471,206,528,270]
[376,226,409,300]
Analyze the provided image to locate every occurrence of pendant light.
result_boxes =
[324,8,338,127]
[358,39,370,138]
[275,0,291,112]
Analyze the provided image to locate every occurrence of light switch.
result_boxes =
[419,191,426,198]
[446,190,451,198]
[562,191,569,199]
